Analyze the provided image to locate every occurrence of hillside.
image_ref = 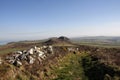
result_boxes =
[0,37,120,80]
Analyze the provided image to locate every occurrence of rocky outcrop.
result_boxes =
[5,45,54,67]
[58,36,70,41]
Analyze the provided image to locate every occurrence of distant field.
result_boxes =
[71,36,120,48]
[73,41,120,48]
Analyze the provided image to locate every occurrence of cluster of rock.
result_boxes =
[6,45,54,66]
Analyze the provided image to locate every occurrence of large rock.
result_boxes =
[13,60,22,66]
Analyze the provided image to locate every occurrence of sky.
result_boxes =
[0,0,120,41]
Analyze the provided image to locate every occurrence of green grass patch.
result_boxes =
[51,52,88,80]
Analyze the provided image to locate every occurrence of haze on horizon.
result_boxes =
[0,0,120,41]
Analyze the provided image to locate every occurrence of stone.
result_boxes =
[29,56,35,64]
[13,60,22,66]
[16,51,23,54]
[27,48,34,55]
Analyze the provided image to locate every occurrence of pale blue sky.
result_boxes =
[0,0,120,41]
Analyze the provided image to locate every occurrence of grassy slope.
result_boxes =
[48,50,120,80]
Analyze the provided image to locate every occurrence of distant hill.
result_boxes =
[43,36,72,45]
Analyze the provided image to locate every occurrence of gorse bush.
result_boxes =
[81,54,120,80]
